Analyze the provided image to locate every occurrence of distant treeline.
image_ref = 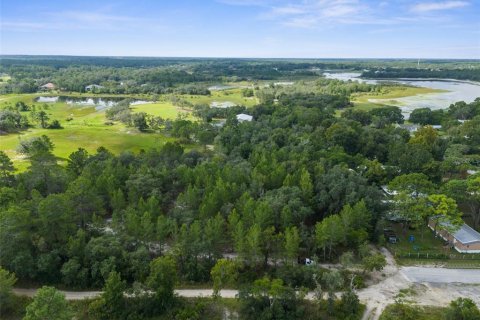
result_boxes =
[1,56,479,94]
[362,68,480,82]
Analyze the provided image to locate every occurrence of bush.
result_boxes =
[380,303,420,320]
[337,290,361,320]
[274,265,317,289]
[0,267,17,313]
[445,297,480,320]
[239,278,305,320]
[24,286,73,320]
[47,119,63,129]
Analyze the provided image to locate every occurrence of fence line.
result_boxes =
[393,251,480,260]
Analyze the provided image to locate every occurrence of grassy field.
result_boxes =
[0,93,192,171]
[1,83,447,170]
[386,223,447,255]
[131,101,195,120]
[0,75,12,82]
[351,86,445,111]
[183,88,258,107]
[1,126,178,170]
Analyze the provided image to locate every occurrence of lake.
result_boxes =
[35,96,151,111]
[324,72,480,115]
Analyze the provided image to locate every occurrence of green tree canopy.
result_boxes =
[24,286,73,320]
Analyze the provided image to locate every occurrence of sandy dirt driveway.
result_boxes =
[355,248,480,320]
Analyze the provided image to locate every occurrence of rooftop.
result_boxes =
[40,82,55,89]
[454,224,480,244]
[236,113,253,122]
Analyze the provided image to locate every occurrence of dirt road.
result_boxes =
[12,248,480,320]
[354,248,480,320]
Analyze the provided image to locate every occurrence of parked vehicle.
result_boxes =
[384,229,399,244]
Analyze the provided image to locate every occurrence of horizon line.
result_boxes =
[1,54,479,61]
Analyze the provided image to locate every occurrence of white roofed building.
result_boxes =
[85,84,104,91]
[236,113,253,122]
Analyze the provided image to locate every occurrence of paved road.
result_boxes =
[401,267,480,283]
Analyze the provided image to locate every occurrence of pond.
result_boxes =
[35,96,152,111]
[208,85,237,91]
[210,101,236,108]
[323,72,480,116]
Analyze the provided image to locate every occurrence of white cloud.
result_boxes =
[411,1,469,12]
[217,0,274,6]
[57,11,136,23]
[270,6,305,16]
[0,21,49,31]
[322,3,359,18]
[1,9,162,33]
[263,0,375,28]
[222,0,472,29]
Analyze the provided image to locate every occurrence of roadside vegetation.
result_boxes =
[380,298,480,320]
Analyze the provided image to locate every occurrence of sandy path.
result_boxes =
[356,248,480,319]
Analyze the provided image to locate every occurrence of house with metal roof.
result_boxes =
[85,84,104,91]
[40,83,56,91]
[236,113,253,123]
[429,220,480,253]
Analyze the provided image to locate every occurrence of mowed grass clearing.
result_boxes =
[0,94,192,171]
[131,101,195,120]
[183,88,258,108]
[1,124,179,171]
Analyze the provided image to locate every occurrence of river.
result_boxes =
[324,72,480,115]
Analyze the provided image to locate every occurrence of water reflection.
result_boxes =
[323,72,480,115]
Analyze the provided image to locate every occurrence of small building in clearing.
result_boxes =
[85,84,104,91]
[236,113,253,123]
[428,220,480,253]
[40,83,56,91]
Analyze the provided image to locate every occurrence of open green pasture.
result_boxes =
[0,94,189,171]
[131,101,195,120]
[1,125,178,171]
[183,88,258,107]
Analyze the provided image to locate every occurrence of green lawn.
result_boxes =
[0,93,192,171]
[1,125,178,171]
[385,223,480,267]
[131,101,194,120]
[183,88,258,108]
[386,223,447,255]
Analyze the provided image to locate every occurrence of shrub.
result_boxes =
[47,119,63,129]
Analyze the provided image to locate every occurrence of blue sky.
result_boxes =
[1,0,479,58]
